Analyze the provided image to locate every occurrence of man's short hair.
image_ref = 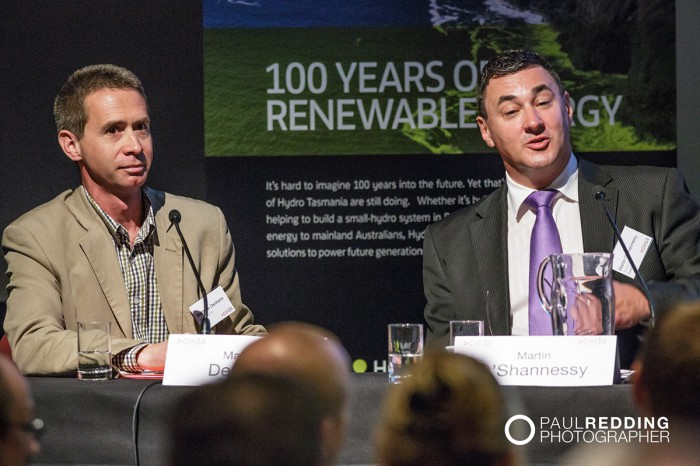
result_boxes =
[53,64,147,137]
[170,372,324,466]
[638,301,700,421]
[476,49,564,118]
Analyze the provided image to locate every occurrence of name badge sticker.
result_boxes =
[189,286,236,327]
[612,226,653,279]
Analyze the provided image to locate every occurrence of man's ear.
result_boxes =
[563,90,574,125]
[476,115,496,148]
[58,130,82,162]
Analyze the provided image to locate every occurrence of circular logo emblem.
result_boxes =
[505,414,536,445]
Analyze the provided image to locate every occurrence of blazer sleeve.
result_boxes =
[2,223,77,374]
[646,168,700,314]
[3,222,142,375]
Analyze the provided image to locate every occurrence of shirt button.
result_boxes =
[133,297,141,305]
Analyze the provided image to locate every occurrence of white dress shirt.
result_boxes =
[507,154,584,335]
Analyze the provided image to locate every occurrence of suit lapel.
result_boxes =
[578,159,617,253]
[149,189,190,333]
[469,186,510,334]
[67,189,133,337]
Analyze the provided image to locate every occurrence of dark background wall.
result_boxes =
[1,2,698,359]
[0,2,206,304]
[676,0,700,194]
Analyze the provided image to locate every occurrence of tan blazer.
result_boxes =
[3,187,265,375]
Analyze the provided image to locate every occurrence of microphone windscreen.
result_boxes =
[169,209,182,224]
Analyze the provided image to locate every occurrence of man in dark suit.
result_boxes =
[423,49,700,368]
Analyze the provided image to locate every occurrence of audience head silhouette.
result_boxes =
[634,301,700,424]
[170,372,324,466]
[231,322,351,465]
[0,355,41,466]
[375,351,513,466]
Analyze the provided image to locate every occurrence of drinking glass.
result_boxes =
[78,321,112,381]
[387,323,423,384]
[449,320,484,346]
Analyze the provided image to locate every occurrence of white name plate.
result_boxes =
[453,335,617,386]
[163,334,262,386]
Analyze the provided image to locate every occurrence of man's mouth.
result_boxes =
[526,136,550,150]
[122,165,146,174]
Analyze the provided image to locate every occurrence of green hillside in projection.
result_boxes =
[204,24,675,156]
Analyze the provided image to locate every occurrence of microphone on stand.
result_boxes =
[594,190,656,328]
[168,209,211,335]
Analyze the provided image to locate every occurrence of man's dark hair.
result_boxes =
[170,372,324,466]
[477,49,564,118]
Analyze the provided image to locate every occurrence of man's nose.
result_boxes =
[523,106,544,132]
[122,129,143,154]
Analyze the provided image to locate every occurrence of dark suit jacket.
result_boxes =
[3,187,266,375]
[423,159,700,368]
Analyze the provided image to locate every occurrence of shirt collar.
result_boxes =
[507,154,579,220]
[83,186,156,245]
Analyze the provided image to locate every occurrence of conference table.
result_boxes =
[28,373,638,465]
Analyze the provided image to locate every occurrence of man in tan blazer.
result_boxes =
[2,64,265,375]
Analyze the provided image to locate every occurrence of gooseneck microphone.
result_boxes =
[168,209,211,334]
[594,191,656,328]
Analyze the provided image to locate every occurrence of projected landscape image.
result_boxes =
[203,0,675,156]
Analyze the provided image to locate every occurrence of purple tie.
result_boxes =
[525,190,562,335]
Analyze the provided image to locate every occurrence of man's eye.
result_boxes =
[106,127,118,134]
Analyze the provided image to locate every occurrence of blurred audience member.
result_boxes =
[170,372,323,466]
[0,355,41,465]
[375,350,515,466]
[631,301,700,463]
[231,322,351,465]
[565,301,700,465]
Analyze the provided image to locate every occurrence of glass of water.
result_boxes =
[387,323,423,384]
[450,320,484,345]
[77,321,113,381]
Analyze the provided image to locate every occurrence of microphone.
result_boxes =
[168,209,211,334]
[594,190,656,328]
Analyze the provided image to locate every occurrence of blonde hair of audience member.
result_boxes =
[375,351,514,466]
[231,322,351,466]
[0,356,40,466]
